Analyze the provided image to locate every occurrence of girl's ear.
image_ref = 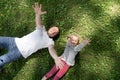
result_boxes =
[67,36,70,39]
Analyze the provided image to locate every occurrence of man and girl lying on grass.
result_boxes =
[0,2,90,80]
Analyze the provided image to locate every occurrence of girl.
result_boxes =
[41,35,90,80]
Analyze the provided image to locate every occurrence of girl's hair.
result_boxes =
[67,35,80,44]
[52,27,60,41]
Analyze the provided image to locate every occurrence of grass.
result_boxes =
[0,0,120,80]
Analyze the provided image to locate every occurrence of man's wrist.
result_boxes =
[36,13,40,16]
[54,57,59,61]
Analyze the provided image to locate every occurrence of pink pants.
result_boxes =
[45,60,70,80]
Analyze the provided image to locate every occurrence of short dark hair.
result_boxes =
[52,27,60,41]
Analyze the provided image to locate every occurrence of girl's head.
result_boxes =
[67,35,79,46]
[47,26,60,41]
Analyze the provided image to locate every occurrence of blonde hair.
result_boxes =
[67,34,80,44]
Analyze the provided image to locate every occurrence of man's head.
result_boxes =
[47,26,60,41]
[67,35,79,46]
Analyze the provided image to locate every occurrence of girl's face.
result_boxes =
[68,35,79,46]
[48,26,59,37]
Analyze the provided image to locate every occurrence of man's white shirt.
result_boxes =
[15,26,54,58]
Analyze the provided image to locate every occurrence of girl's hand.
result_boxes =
[67,36,72,42]
[83,38,90,45]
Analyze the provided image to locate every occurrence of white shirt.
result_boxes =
[15,26,54,58]
[61,42,86,66]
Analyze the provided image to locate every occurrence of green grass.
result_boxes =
[0,0,120,80]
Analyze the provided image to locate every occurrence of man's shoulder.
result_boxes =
[36,25,46,30]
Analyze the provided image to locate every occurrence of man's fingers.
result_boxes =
[35,2,37,8]
[56,65,59,69]
[60,61,64,67]
[58,64,62,69]
[59,64,62,68]
[59,61,64,69]
[35,2,39,8]
[40,4,42,10]
[42,11,47,14]
[32,5,35,9]
[55,57,65,69]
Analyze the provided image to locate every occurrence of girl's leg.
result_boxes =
[41,76,47,80]
[44,64,59,79]
[53,61,70,80]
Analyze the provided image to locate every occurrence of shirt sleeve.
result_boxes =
[48,40,54,46]
[74,42,86,52]
[36,25,45,31]
[35,26,46,36]
[61,42,70,58]
[66,41,71,46]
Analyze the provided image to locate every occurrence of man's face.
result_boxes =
[48,26,59,37]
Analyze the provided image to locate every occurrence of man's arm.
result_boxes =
[33,2,46,28]
[48,45,64,69]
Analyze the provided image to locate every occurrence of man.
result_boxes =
[0,2,63,72]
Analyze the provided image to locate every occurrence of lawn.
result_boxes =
[0,0,120,80]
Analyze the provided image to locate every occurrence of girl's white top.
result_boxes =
[15,26,54,58]
[61,42,86,66]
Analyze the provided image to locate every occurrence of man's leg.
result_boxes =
[0,37,14,71]
[0,37,22,70]
[0,37,13,49]
[0,51,22,73]
[0,53,13,66]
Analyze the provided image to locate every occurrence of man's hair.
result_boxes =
[52,27,60,41]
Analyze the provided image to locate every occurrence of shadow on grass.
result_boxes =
[110,16,120,33]
[108,17,120,79]
[90,28,116,54]
[77,19,120,79]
